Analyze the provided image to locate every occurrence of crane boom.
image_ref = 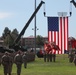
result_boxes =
[70,0,76,7]
[12,1,45,46]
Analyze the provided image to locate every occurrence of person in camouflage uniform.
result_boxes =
[50,42,60,62]
[14,50,23,75]
[22,52,27,68]
[73,53,76,66]
[1,51,13,75]
[69,51,75,63]
[44,41,52,62]
[8,53,13,75]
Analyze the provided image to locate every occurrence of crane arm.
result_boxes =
[70,0,76,7]
[12,1,45,47]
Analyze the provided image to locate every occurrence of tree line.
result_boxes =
[1,27,44,48]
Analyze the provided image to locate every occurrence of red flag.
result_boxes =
[47,17,68,54]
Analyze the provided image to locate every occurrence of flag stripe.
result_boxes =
[64,17,66,51]
[64,17,68,51]
[62,17,64,54]
[58,17,62,54]
[67,17,68,51]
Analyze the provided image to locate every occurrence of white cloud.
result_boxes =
[0,12,13,19]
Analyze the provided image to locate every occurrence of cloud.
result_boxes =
[0,12,13,19]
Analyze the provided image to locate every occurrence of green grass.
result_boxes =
[0,54,76,75]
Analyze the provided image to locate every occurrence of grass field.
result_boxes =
[0,54,76,75]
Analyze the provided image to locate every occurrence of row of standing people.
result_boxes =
[43,41,60,62]
[1,50,27,75]
[43,40,76,65]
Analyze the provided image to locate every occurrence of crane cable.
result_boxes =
[43,0,46,17]
[69,1,72,17]
[43,2,46,16]
[43,1,72,17]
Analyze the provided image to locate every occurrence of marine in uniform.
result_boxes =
[8,53,13,75]
[14,50,23,75]
[44,41,52,62]
[22,52,27,68]
[1,51,13,75]
[51,42,60,62]
[73,53,76,66]
[69,51,75,63]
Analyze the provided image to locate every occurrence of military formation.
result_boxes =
[0,41,76,75]
[43,40,76,66]
[0,50,35,75]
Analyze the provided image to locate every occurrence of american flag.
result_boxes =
[47,17,68,54]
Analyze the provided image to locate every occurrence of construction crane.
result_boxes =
[0,1,45,53]
[70,0,76,7]
[12,1,45,51]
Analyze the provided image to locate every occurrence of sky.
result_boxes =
[0,0,76,38]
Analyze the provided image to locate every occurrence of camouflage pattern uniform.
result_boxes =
[14,50,23,75]
[69,52,75,63]
[73,54,76,66]
[8,53,13,75]
[22,52,27,68]
[1,51,13,75]
[51,49,56,62]
[51,42,60,62]
[44,41,48,62]
[43,50,47,62]
[44,41,52,62]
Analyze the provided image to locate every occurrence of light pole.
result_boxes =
[34,0,36,54]
[32,26,39,54]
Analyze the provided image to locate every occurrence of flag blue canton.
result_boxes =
[48,17,59,31]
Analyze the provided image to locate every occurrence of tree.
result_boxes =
[2,27,11,39]
[2,27,11,46]
[8,28,19,46]
[11,28,19,40]
[36,35,44,48]
[2,27,19,46]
